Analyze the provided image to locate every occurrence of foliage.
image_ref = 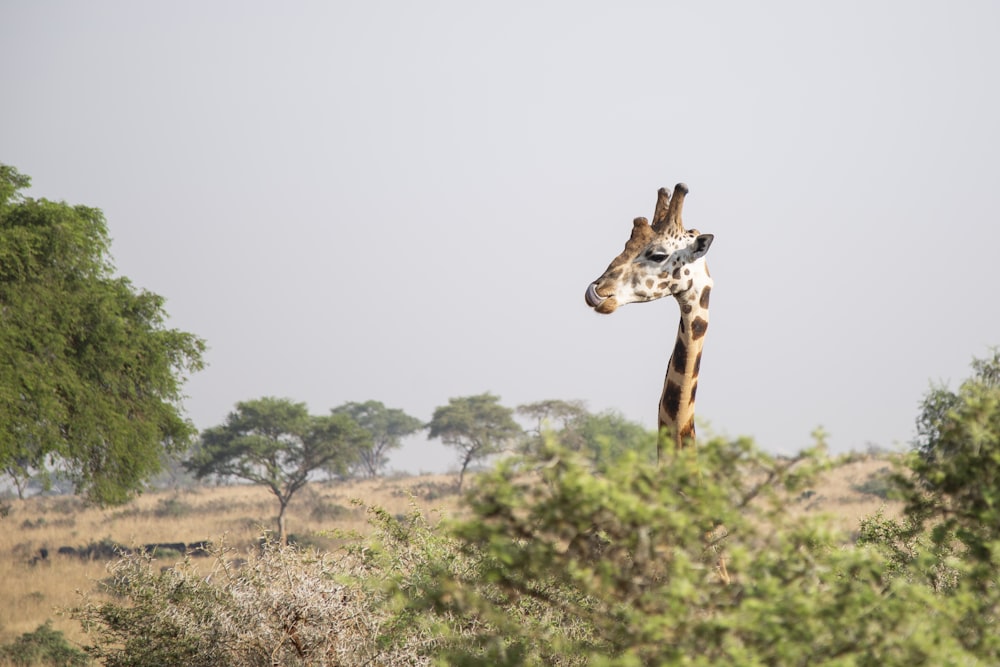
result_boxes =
[849,351,1000,658]
[850,351,1000,658]
[64,353,1000,665]
[72,540,428,667]
[0,620,89,667]
[0,164,206,505]
[331,400,423,478]
[517,400,654,467]
[898,350,1000,562]
[856,509,959,590]
[851,466,896,499]
[517,399,587,441]
[427,393,521,492]
[70,424,1000,665]
[186,397,371,544]
[559,409,655,467]
[381,437,1000,665]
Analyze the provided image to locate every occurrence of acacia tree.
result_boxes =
[0,164,206,504]
[331,400,422,477]
[428,393,521,492]
[186,397,371,544]
[516,399,587,453]
[561,409,655,468]
[516,400,653,466]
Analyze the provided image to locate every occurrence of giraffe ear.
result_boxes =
[692,234,713,258]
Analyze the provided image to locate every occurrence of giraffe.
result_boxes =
[584,183,714,461]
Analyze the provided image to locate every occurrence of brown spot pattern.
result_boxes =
[691,316,708,340]
[700,285,712,309]
[693,351,702,377]
[678,416,696,446]
[671,338,688,374]
[661,380,682,421]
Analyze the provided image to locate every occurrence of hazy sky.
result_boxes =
[3,2,999,473]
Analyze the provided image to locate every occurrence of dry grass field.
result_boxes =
[0,456,900,653]
[0,473,463,648]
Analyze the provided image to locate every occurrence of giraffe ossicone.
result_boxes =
[585,183,714,460]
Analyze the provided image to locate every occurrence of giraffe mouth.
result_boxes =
[585,283,605,308]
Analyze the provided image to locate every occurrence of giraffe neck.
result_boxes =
[657,281,711,460]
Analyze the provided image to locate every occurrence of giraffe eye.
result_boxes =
[647,253,669,263]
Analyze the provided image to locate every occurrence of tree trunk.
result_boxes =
[457,450,475,493]
[277,502,289,546]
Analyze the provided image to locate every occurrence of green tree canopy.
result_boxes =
[517,399,588,437]
[560,409,655,467]
[0,164,205,504]
[331,400,423,477]
[186,396,371,544]
[897,349,1000,562]
[517,400,654,467]
[385,435,1000,665]
[428,393,521,492]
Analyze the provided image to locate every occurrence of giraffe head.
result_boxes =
[585,184,713,314]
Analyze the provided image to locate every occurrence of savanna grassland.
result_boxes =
[0,457,899,652]
[0,473,463,648]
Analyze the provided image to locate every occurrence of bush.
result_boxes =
[389,438,986,665]
[0,621,89,667]
[851,466,896,499]
[70,353,1000,665]
[74,434,1000,665]
[899,350,1000,561]
[360,432,1000,665]
[307,499,355,523]
[72,540,427,666]
[153,497,192,519]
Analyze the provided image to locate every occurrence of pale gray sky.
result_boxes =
[3,1,999,473]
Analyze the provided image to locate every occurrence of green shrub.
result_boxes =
[153,497,192,519]
[852,466,896,499]
[899,350,1000,562]
[0,621,89,667]
[384,437,1000,665]
[307,498,355,522]
[69,353,1000,665]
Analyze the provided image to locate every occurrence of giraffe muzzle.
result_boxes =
[585,283,605,309]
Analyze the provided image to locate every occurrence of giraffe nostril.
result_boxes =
[585,283,605,308]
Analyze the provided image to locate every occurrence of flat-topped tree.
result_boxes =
[187,397,371,544]
[428,393,522,492]
[331,400,423,478]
